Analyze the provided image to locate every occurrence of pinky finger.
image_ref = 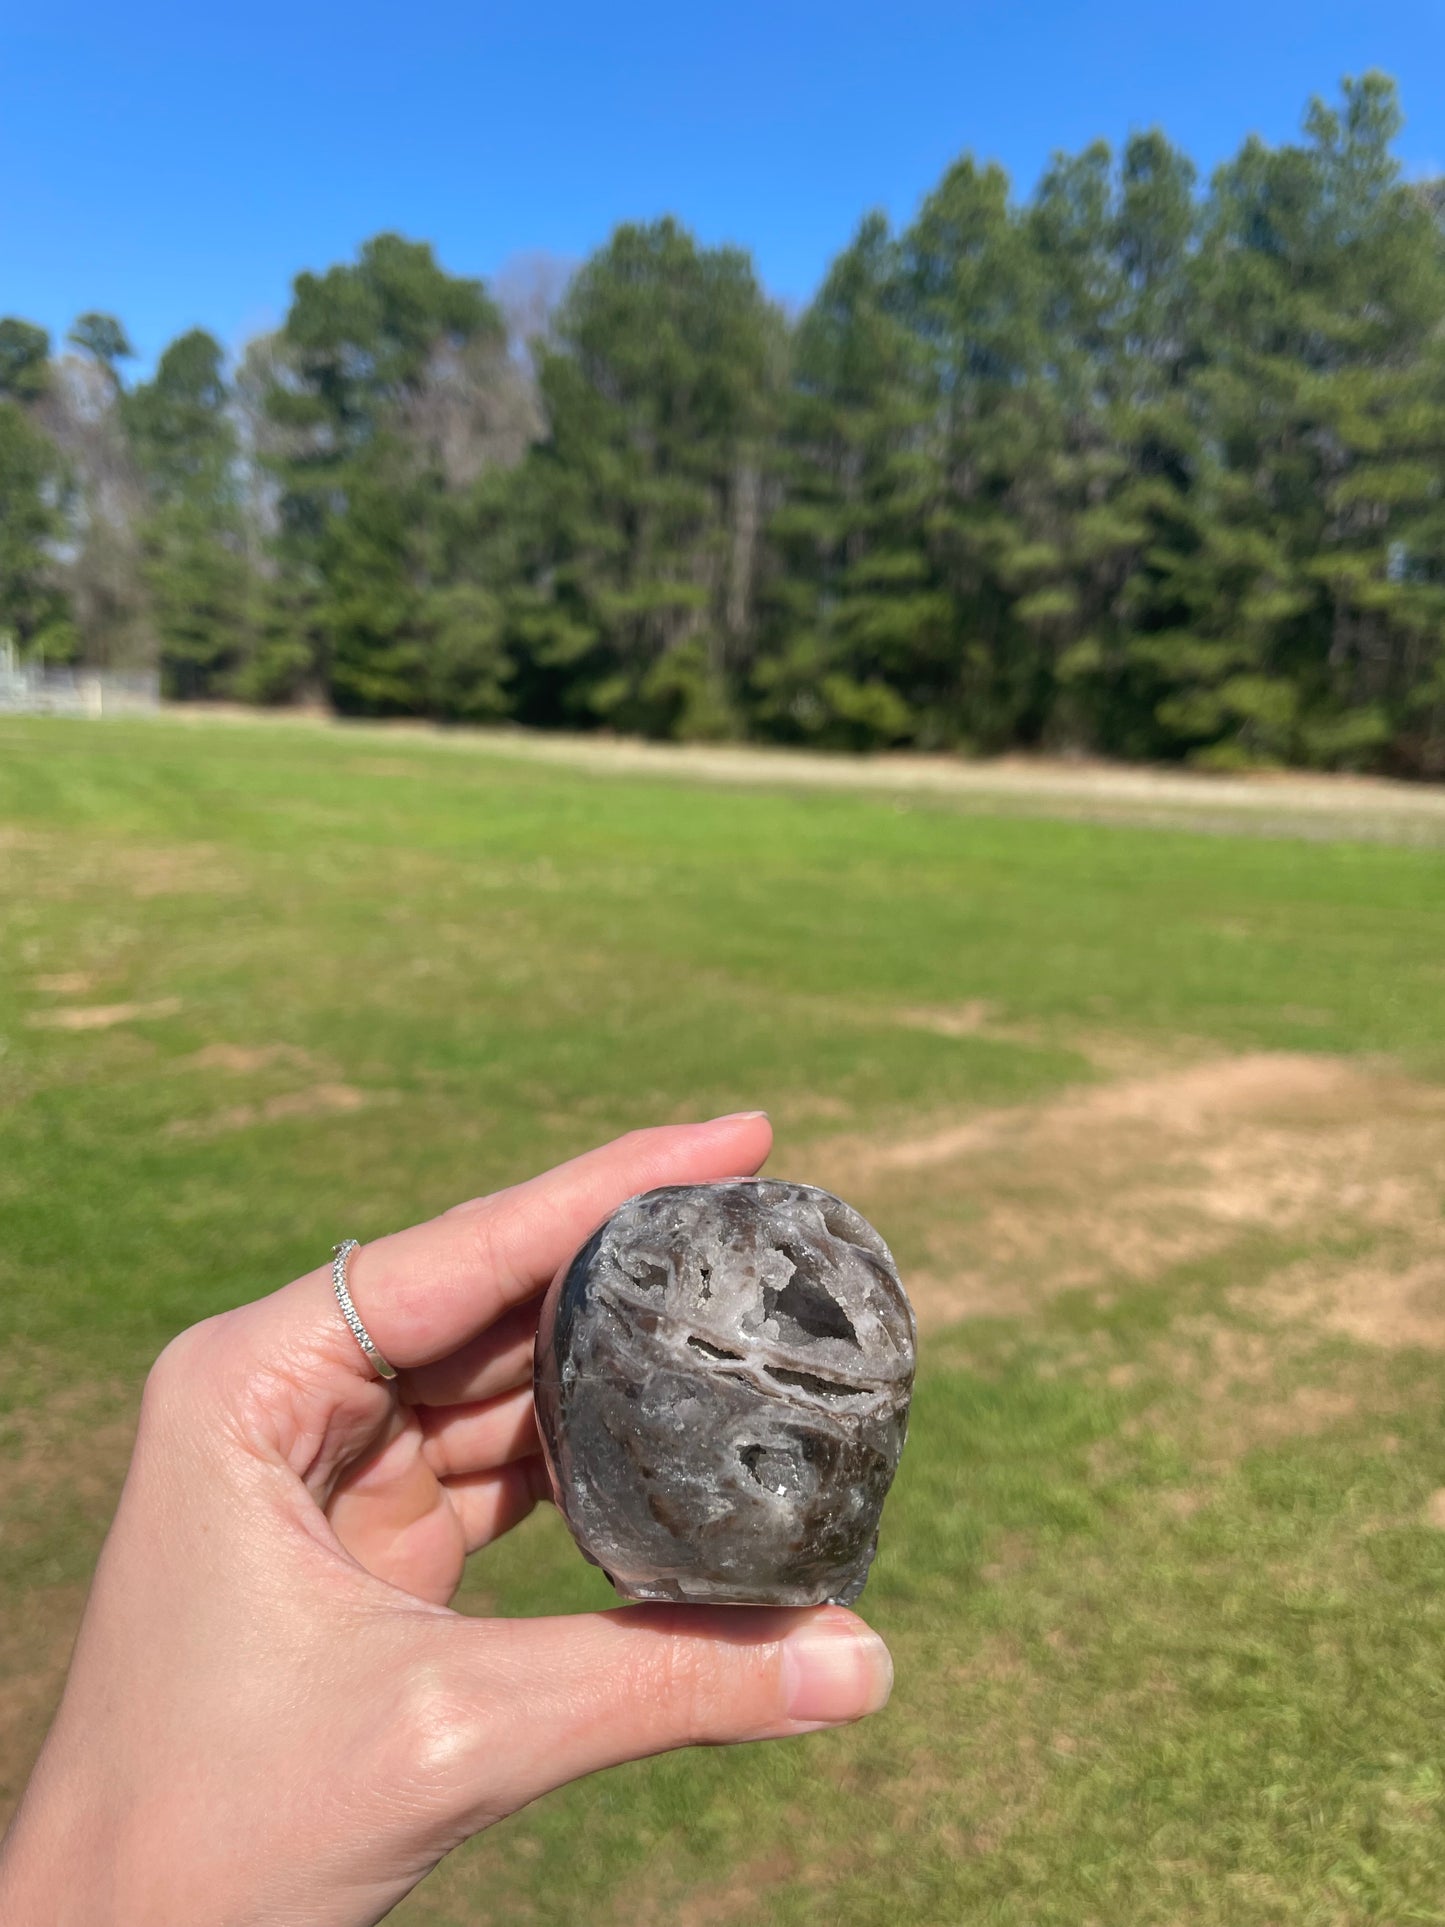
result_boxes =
[449,1455,552,1554]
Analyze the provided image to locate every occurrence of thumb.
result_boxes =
[439,1604,894,1822]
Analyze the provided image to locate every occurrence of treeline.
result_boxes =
[5,74,1445,771]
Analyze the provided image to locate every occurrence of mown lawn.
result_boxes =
[3,713,1445,1925]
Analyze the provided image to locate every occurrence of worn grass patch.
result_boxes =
[3,714,1445,1923]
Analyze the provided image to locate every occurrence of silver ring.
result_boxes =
[331,1240,397,1380]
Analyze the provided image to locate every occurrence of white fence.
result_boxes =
[0,645,160,718]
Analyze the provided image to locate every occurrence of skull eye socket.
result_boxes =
[763,1259,860,1348]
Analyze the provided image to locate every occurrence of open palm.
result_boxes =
[0,1115,893,1927]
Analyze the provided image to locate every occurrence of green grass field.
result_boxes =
[4,713,1445,1925]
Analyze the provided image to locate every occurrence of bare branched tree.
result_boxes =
[38,355,153,668]
[397,333,541,489]
[492,251,578,364]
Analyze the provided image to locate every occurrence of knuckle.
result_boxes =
[462,1202,506,1274]
[633,1625,759,1748]
[391,1661,481,1799]
[139,1309,279,1460]
[459,1195,529,1300]
[616,1125,665,1168]
[141,1312,234,1413]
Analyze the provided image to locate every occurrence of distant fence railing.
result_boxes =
[0,649,160,718]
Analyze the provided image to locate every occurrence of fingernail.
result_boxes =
[712,1110,769,1124]
[782,1619,893,1727]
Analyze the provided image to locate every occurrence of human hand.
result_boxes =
[0,1115,894,1926]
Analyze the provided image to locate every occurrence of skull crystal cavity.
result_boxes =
[533,1180,916,1607]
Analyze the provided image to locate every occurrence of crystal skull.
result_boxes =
[533,1179,916,1607]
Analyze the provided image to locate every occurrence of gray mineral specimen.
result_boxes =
[533,1179,915,1607]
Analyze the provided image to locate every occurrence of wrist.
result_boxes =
[0,1754,177,1927]
[0,1780,114,1926]
[0,1759,403,1927]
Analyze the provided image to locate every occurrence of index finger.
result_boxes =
[241,1111,772,1378]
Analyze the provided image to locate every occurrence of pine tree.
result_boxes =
[897,157,1065,746]
[264,233,509,713]
[758,213,936,748]
[0,320,74,660]
[507,219,783,738]
[127,330,251,697]
[1039,132,1202,756]
[1150,75,1445,769]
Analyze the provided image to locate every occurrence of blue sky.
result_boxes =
[5,0,1444,370]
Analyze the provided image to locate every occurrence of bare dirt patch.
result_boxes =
[30,971,100,996]
[859,1053,1379,1176]
[802,1051,1445,1331]
[771,1091,855,1129]
[1229,1383,1362,1452]
[1159,1313,1371,1458]
[481,1844,804,1927]
[26,997,183,1032]
[890,999,999,1039]
[119,845,241,900]
[1158,1488,1211,1521]
[669,1854,799,1927]
[880,1004,1207,1079]
[350,757,424,782]
[1255,1249,1445,1353]
[796,1047,1445,1471]
[1,830,241,904]
[178,1042,319,1075]
[166,1081,374,1140]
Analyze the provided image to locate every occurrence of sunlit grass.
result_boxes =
[3,714,1445,1923]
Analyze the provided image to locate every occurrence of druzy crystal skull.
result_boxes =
[533,1179,915,1607]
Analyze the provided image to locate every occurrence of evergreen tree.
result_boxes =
[0,319,74,660]
[897,157,1064,746]
[264,233,508,712]
[1153,74,1445,768]
[509,218,783,737]
[25,72,1443,772]
[0,320,53,404]
[1030,132,1203,754]
[758,214,935,748]
[127,329,252,697]
[67,313,133,381]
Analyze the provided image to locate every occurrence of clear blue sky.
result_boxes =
[5,0,1444,370]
